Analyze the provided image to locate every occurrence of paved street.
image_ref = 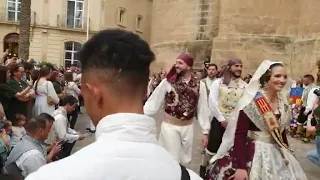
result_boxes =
[72,108,319,179]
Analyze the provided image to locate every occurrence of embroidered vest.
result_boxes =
[164,76,200,120]
[217,79,245,115]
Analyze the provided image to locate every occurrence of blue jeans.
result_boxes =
[307,136,320,167]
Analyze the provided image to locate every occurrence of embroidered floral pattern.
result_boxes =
[207,139,255,180]
[164,76,200,120]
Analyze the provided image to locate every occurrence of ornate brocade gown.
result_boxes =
[207,95,307,180]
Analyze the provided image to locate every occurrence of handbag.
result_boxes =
[46,82,55,106]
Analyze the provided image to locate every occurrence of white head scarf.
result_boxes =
[210,60,293,163]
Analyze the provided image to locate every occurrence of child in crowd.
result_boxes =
[2,120,12,148]
[11,114,26,147]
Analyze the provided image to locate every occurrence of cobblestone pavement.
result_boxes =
[73,109,319,180]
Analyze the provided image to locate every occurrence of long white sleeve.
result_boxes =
[54,115,79,143]
[305,87,318,113]
[71,82,81,95]
[208,79,225,122]
[47,81,59,104]
[197,81,210,134]
[144,79,169,116]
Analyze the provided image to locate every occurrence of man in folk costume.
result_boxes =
[144,53,211,165]
[207,59,246,156]
[295,74,317,140]
[199,63,218,178]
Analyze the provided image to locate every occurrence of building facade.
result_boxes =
[150,0,320,78]
[0,0,152,67]
[2,0,320,77]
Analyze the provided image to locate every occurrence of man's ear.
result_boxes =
[85,83,103,104]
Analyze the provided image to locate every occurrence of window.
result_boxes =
[136,15,143,32]
[66,0,84,28]
[7,0,21,21]
[117,7,126,27]
[64,41,82,68]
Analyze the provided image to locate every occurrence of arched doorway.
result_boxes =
[3,33,19,58]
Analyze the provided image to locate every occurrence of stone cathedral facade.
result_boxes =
[149,0,320,78]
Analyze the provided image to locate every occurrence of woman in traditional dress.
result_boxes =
[207,60,307,180]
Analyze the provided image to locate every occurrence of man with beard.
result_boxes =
[207,59,246,156]
[201,64,218,93]
[144,53,211,165]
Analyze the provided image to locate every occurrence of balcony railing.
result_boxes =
[57,14,88,30]
[0,8,36,25]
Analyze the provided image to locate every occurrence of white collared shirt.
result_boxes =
[26,113,202,180]
[305,87,319,114]
[50,107,79,143]
[205,77,215,90]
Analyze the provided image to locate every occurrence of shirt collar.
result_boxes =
[95,113,158,144]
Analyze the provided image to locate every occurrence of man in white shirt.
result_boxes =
[199,63,218,178]
[5,115,53,178]
[296,74,317,140]
[26,29,202,180]
[46,95,85,160]
[144,53,210,165]
[208,59,246,156]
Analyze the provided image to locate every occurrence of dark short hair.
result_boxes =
[208,63,218,70]
[61,95,78,106]
[303,74,315,82]
[259,63,285,87]
[25,115,51,133]
[23,62,34,71]
[79,29,155,91]
[9,64,23,78]
[38,113,55,122]
[64,71,73,82]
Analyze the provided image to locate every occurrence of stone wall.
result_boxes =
[150,0,217,72]
[150,0,320,78]
[210,0,301,76]
[210,0,320,78]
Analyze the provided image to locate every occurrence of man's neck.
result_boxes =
[182,71,191,82]
[28,133,42,142]
[62,106,68,111]
[208,76,216,80]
